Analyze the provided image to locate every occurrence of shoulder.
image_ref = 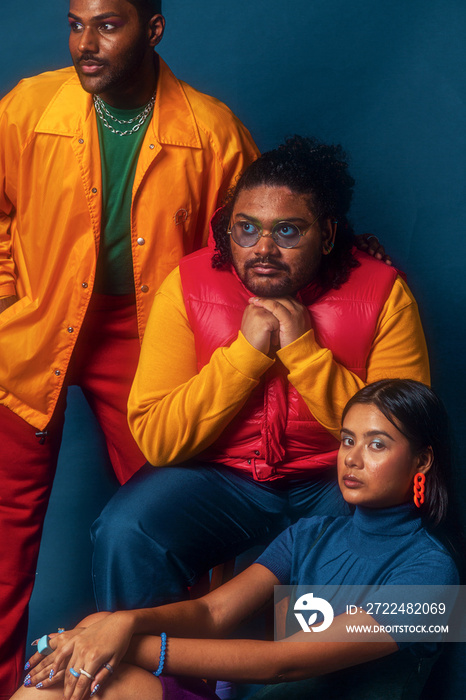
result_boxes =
[256,516,338,583]
[347,250,399,286]
[174,77,257,154]
[1,67,76,111]
[156,266,184,303]
[282,515,342,546]
[318,250,398,307]
[0,67,77,133]
[180,79,243,126]
[388,529,459,586]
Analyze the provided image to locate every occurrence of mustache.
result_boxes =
[78,54,107,65]
[245,256,289,272]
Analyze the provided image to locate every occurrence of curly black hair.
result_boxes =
[212,135,359,290]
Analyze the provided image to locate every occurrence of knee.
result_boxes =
[78,611,113,627]
[91,486,176,557]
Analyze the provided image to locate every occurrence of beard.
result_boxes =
[73,41,148,98]
[233,255,317,297]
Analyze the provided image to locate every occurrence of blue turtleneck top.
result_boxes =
[256,503,458,652]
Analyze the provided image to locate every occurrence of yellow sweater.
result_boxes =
[128,268,430,467]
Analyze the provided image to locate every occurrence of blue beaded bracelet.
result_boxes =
[153,632,167,677]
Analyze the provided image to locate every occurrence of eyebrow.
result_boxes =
[234,213,310,225]
[68,12,122,21]
[340,428,395,441]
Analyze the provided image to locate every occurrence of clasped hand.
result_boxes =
[241,296,311,355]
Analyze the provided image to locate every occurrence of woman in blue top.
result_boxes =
[17,380,459,700]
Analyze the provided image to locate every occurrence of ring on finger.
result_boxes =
[70,668,81,678]
[37,635,53,656]
[103,663,113,674]
[80,668,95,680]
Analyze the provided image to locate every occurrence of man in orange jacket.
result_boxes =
[0,0,259,695]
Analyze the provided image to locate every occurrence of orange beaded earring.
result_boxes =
[413,473,426,508]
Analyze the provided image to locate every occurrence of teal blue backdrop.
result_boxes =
[1,1,465,696]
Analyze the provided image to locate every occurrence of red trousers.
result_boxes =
[0,294,145,699]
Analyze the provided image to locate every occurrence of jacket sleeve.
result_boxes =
[277,276,430,437]
[0,92,19,297]
[127,267,273,465]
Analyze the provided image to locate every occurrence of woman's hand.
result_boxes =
[24,611,135,699]
[23,627,84,688]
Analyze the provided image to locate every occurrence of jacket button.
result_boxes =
[82,282,88,288]
[149,144,155,149]
[78,138,84,144]
[54,370,61,376]
[92,187,98,194]
[247,459,251,465]
[67,327,74,333]
[140,285,149,293]
[254,450,260,455]
[137,238,145,246]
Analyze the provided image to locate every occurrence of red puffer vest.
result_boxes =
[179,248,398,481]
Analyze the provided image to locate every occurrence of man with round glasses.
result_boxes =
[92,136,430,613]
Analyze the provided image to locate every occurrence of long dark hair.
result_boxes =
[342,379,450,526]
[211,135,359,291]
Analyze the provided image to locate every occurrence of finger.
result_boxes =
[64,666,90,700]
[26,663,53,686]
[47,645,73,684]
[89,663,115,697]
[25,654,57,684]
[32,668,66,690]
[248,297,292,321]
[63,662,82,700]
[250,295,303,313]
[270,329,280,348]
[271,296,304,313]
[66,655,109,700]
[69,672,94,700]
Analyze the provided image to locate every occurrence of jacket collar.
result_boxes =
[35,55,202,149]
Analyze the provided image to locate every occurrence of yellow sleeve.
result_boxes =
[277,276,430,437]
[128,267,274,465]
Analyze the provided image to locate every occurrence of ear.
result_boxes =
[148,14,165,48]
[321,218,337,255]
[416,446,434,475]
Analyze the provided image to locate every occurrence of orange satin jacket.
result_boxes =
[0,57,259,429]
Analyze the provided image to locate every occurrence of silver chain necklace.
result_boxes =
[93,92,156,136]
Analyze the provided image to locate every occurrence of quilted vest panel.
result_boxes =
[180,249,397,481]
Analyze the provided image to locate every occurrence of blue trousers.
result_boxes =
[91,461,348,610]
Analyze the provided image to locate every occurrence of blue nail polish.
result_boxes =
[24,675,32,687]
[90,683,100,697]
[49,669,54,680]
[24,661,31,671]
[36,683,43,689]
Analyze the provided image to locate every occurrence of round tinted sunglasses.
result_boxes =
[227,214,320,249]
